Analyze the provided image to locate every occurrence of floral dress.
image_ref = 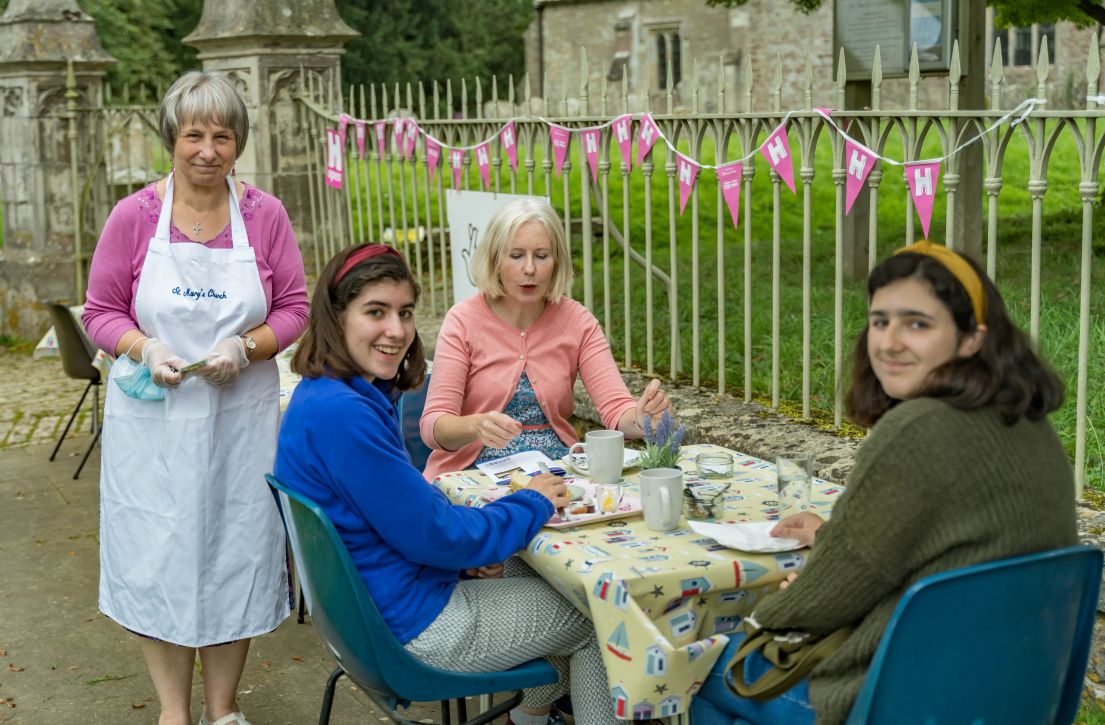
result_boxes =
[474,371,569,464]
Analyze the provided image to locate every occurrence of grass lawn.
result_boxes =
[355,115,1103,489]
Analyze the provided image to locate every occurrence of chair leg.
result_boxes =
[298,587,307,623]
[456,697,468,721]
[318,666,344,725]
[73,425,102,479]
[440,700,452,725]
[50,381,92,462]
[462,690,522,725]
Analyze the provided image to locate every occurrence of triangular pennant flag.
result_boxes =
[474,142,491,190]
[450,148,465,189]
[550,126,571,178]
[500,121,518,173]
[906,160,942,238]
[675,151,700,215]
[338,114,351,152]
[582,128,601,183]
[425,137,441,184]
[403,121,419,160]
[844,138,876,214]
[325,128,343,189]
[612,114,633,172]
[374,121,387,158]
[354,120,366,159]
[716,161,744,229]
[758,125,796,194]
[636,113,660,167]
[393,117,406,150]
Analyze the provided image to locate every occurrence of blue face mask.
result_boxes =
[111,355,166,401]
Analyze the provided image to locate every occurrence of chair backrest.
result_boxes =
[265,473,472,705]
[47,303,100,383]
[398,363,432,472]
[846,545,1103,725]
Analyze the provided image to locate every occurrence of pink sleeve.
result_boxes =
[259,202,308,349]
[82,201,142,354]
[575,309,636,430]
[419,308,472,449]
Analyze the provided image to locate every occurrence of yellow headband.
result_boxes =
[894,240,986,326]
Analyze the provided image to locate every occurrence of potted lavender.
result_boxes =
[639,410,685,470]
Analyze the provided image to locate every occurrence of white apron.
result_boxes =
[99,174,290,647]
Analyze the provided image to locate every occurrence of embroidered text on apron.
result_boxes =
[99,173,289,646]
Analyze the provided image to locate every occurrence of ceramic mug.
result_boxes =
[568,430,624,484]
[639,467,683,531]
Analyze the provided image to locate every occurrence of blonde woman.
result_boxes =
[420,197,670,479]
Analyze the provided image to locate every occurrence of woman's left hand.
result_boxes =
[198,336,249,386]
[634,379,671,428]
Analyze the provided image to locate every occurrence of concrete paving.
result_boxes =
[0,349,485,724]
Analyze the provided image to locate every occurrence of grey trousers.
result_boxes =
[405,559,619,724]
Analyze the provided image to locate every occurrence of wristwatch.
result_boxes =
[240,334,257,362]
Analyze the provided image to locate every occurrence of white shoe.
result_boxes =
[198,712,252,725]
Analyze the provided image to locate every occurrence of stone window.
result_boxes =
[653,28,682,90]
[989,15,1055,67]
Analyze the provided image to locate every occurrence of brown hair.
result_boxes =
[293,244,427,391]
[844,251,1064,428]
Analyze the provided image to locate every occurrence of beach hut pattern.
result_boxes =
[430,443,844,721]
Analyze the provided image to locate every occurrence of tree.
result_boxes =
[705,0,1105,28]
[334,0,534,113]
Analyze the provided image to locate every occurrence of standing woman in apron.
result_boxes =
[83,71,308,725]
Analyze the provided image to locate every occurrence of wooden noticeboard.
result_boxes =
[834,0,957,80]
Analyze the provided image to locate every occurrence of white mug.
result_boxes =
[568,429,624,484]
[639,467,683,531]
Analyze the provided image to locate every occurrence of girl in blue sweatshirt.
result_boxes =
[275,244,619,725]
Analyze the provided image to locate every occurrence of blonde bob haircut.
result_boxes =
[471,197,574,302]
[159,71,249,159]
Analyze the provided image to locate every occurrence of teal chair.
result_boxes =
[266,474,559,725]
[693,545,1103,725]
[397,362,432,473]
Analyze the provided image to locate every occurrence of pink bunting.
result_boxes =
[906,160,942,238]
[636,113,660,167]
[716,161,744,229]
[844,138,876,214]
[393,118,406,150]
[338,114,351,152]
[425,137,441,184]
[374,121,387,158]
[675,152,700,215]
[550,126,571,178]
[450,149,465,189]
[325,128,343,189]
[758,125,796,194]
[354,120,366,159]
[612,114,633,172]
[582,128,601,183]
[403,121,419,160]
[500,121,518,173]
[475,142,492,190]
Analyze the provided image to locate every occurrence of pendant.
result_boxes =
[192,221,202,235]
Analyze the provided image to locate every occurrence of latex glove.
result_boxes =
[198,336,248,387]
[141,338,185,388]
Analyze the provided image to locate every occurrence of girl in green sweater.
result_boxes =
[697,241,1076,725]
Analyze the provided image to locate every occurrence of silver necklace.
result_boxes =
[191,205,216,236]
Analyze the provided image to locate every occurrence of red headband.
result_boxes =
[333,244,403,288]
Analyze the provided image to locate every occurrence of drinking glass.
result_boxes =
[775,451,815,518]
[696,452,734,480]
[593,483,625,514]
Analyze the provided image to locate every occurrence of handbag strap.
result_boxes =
[724,623,853,701]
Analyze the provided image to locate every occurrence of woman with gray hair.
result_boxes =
[420,197,671,480]
[83,71,308,725]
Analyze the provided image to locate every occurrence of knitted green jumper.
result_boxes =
[752,397,1077,725]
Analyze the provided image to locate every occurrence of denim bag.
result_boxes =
[110,355,166,401]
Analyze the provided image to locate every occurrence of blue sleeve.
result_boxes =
[310,389,553,570]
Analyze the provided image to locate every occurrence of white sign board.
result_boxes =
[445,189,540,305]
[835,0,955,79]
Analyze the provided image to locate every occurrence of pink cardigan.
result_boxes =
[420,294,636,480]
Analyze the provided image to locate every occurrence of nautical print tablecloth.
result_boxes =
[434,443,844,720]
